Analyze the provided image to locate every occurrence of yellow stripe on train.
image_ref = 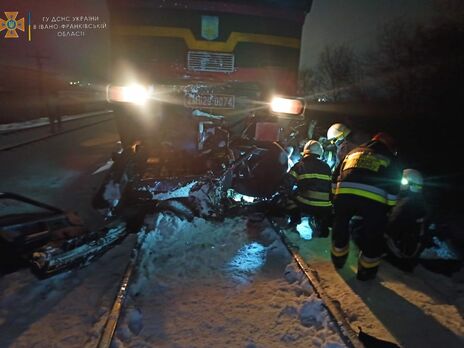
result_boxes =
[114,25,300,52]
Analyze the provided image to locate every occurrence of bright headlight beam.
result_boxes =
[270,96,304,115]
[107,84,151,105]
[122,84,149,105]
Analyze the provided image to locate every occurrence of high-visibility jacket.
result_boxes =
[287,155,332,207]
[333,140,401,206]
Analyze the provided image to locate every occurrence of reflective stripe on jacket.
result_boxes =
[334,181,398,206]
[287,155,332,208]
[333,141,401,206]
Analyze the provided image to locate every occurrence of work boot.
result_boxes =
[357,264,378,281]
[331,253,348,269]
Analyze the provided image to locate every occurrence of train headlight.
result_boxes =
[107,84,151,105]
[270,96,305,117]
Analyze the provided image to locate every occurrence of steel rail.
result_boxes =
[267,217,364,348]
[0,115,113,152]
[0,110,113,136]
[96,228,147,348]
[96,213,364,348]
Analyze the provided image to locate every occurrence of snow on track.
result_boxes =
[114,214,347,347]
[283,230,464,347]
[0,233,136,348]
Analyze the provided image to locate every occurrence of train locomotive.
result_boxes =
[93,0,313,220]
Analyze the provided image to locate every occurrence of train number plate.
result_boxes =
[184,94,235,109]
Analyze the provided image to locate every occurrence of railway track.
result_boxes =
[97,228,147,348]
[93,212,363,348]
[0,111,113,152]
[268,217,363,348]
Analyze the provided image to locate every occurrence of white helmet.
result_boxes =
[327,123,351,143]
[303,140,323,157]
[401,169,423,192]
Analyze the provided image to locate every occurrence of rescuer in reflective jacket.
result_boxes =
[284,140,332,237]
[323,123,351,170]
[331,132,402,280]
[322,123,370,171]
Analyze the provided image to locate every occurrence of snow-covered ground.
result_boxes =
[114,214,346,347]
[284,228,464,347]
[0,214,348,347]
[1,114,462,347]
[0,234,137,347]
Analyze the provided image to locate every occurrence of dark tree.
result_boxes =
[300,44,364,101]
[368,5,464,113]
[366,6,464,214]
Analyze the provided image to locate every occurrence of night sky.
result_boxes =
[0,0,433,79]
[301,0,433,68]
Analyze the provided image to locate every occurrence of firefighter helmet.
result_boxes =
[372,132,397,155]
[303,140,323,157]
[327,123,351,143]
[401,169,423,192]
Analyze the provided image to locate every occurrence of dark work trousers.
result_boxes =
[332,194,389,260]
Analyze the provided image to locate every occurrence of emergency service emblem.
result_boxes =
[201,15,219,40]
[0,11,25,38]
